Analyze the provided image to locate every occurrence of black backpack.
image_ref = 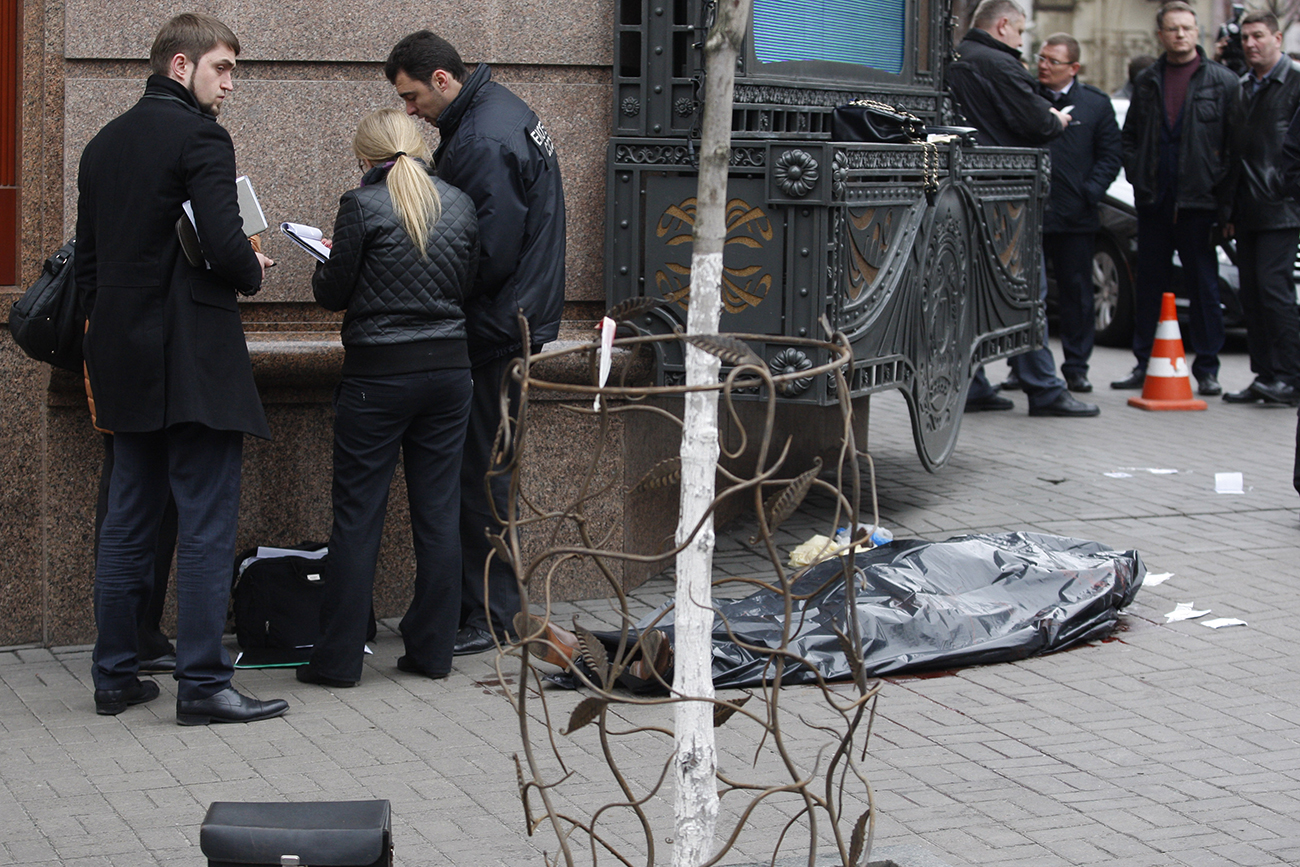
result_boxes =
[9,238,85,372]
[231,544,377,650]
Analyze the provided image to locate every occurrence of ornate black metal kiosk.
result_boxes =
[605,0,1048,469]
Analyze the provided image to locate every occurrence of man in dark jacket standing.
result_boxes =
[76,13,287,725]
[1114,1,1240,395]
[1222,12,1300,406]
[1037,33,1123,393]
[385,32,566,655]
[946,0,1099,417]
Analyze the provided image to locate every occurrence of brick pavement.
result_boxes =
[2,341,1298,866]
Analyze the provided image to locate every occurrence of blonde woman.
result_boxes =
[299,108,479,687]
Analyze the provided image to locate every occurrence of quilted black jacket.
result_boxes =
[434,64,566,364]
[313,163,479,376]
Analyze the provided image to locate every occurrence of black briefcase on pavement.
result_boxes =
[200,801,392,867]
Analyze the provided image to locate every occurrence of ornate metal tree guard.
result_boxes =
[489,315,891,867]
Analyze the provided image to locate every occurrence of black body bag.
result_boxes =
[831,99,926,144]
[9,238,85,372]
[231,544,376,651]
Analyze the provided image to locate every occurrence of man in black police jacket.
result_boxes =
[76,13,287,725]
[385,31,566,658]
[946,0,1099,417]
[1037,33,1123,394]
[1222,11,1300,407]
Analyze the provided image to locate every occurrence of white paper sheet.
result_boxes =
[1164,602,1210,622]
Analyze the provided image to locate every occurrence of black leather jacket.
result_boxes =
[1121,48,1240,216]
[313,164,479,376]
[434,64,566,364]
[945,28,1062,148]
[1232,58,1300,230]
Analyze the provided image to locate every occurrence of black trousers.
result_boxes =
[312,369,472,681]
[1236,226,1300,388]
[1134,203,1223,380]
[93,424,243,700]
[460,351,524,637]
[968,253,1066,410]
[1043,232,1097,378]
[95,434,178,661]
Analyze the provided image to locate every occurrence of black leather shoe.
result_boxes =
[138,653,176,674]
[95,679,160,715]
[1223,382,1265,404]
[396,656,449,679]
[964,393,1014,413]
[452,626,496,656]
[1196,375,1222,397]
[1251,379,1300,406]
[1029,391,1100,417]
[295,663,357,688]
[176,687,288,726]
[1110,367,1146,390]
[999,370,1023,391]
[1064,373,1092,393]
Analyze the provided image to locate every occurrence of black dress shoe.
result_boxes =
[1252,379,1300,406]
[138,653,176,674]
[176,687,289,726]
[1196,375,1222,397]
[964,393,1014,412]
[1223,382,1265,404]
[395,656,449,679]
[1110,367,1146,390]
[452,626,496,655]
[95,679,160,715]
[1029,391,1100,417]
[999,370,1023,391]
[295,663,358,688]
[1064,373,1093,393]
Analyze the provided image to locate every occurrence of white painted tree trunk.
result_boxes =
[672,2,750,865]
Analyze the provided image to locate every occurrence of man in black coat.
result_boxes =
[1222,12,1300,407]
[76,13,287,725]
[385,32,567,656]
[1114,1,1240,396]
[1037,33,1123,393]
[946,0,1099,417]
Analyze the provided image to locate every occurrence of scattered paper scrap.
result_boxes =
[1143,572,1173,586]
[1119,467,1179,474]
[1164,602,1210,622]
[1215,472,1244,494]
[1104,472,1133,478]
[1202,618,1247,629]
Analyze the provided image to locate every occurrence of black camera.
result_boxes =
[1216,3,1248,75]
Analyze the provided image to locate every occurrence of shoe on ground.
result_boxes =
[176,687,288,726]
[138,653,176,674]
[395,655,449,679]
[295,663,357,688]
[964,393,1014,413]
[1064,372,1092,393]
[1110,367,1146,390]
[94,679,160,715]
[452,626,496,656]
[999,371,1023,391]
[1223,380,1266,404]
[1029,391,1100,417]
[511,612,578,669]
[1196,375,1222,397]
[1251,379,1300,406]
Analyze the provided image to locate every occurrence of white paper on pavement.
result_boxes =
[1164,602,1211,622]
[1215,472,1244,494]
[1143,572,1173,586]
[1202,618,1247,629]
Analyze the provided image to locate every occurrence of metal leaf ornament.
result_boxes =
[760,457,822,537]
[629,457,682,494]
[604,296,666,323]
[682,334,764,368]
[564,697,608,734]
[713,693,752,728]
[573,622,611,689]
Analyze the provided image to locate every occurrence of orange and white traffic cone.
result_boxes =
[1128,292,1207,411]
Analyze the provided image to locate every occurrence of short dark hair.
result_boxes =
[149,12,240,77]
[384,31,468,86]
[1156,1,1197,31]
[1128,54,1156,84]
[1242,11,1280,33]
[971,0,1026,31]
[1043,33,1080,64]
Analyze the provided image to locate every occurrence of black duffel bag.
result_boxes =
[231,544,375,650]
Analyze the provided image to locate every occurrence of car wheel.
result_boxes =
[1093,236,1133,347]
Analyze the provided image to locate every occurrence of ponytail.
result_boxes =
[353,108,442,259]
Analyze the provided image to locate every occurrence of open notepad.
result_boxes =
[280,222,330,262]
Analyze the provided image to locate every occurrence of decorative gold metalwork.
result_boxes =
[654,197,774,314]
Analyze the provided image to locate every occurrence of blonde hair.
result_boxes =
[353,108,441,258]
